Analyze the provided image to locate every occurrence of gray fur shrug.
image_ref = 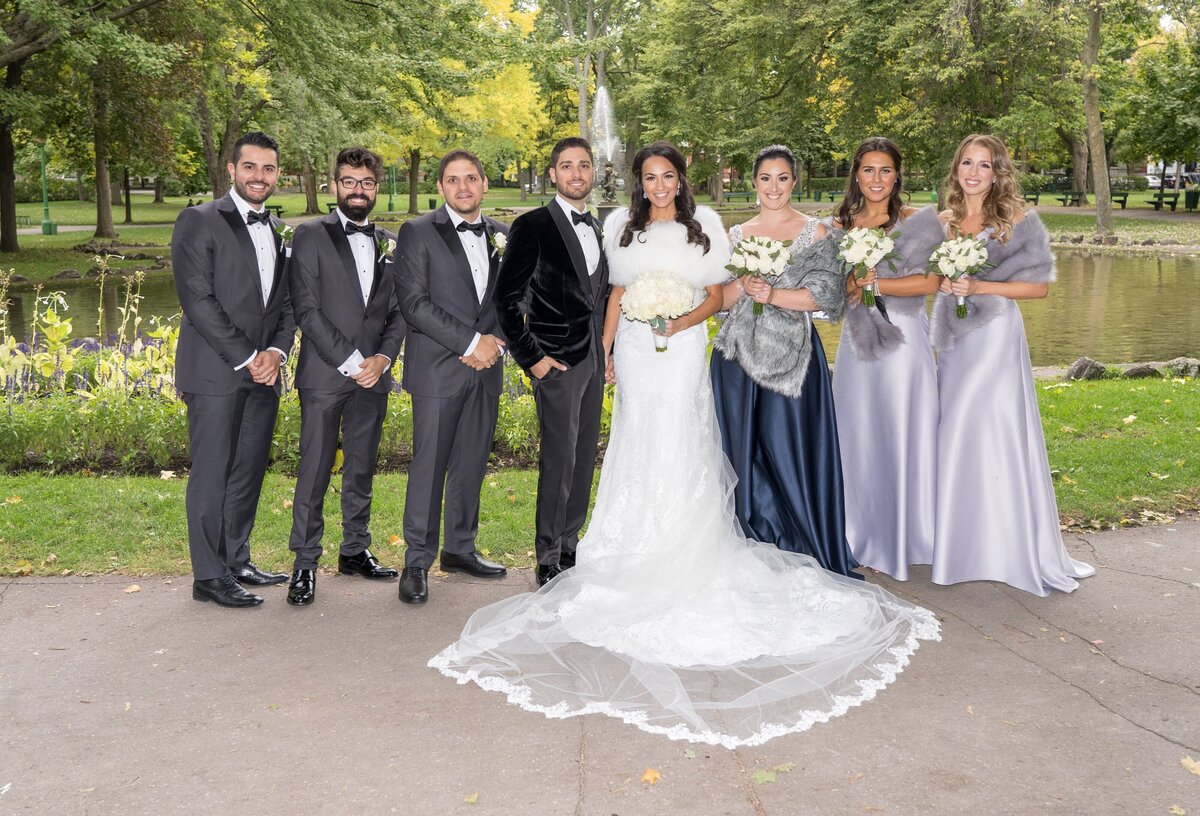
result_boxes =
[930,212,1055,353]
[712,234,844,398]
[839,206,944,362]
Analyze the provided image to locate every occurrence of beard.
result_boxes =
[233,178,276,206]
[555,178,593,202]
[338,194,375,222]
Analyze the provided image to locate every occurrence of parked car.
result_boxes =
[1144,174,1161,189]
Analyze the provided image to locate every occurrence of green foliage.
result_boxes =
[1017,173,1049,193]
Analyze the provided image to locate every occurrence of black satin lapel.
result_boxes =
[369,233,386,305]
[267,215,285,305]
[483,220,501,303]
[432,214,478,303]
[549,204,592,306]
[322,217,363,306]
[217,202,262,305]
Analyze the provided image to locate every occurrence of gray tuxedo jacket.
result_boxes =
[395,207,509,399]
[288,213,405,393]
[171,193,294,395]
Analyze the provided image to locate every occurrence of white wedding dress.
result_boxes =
[429,206,940,748]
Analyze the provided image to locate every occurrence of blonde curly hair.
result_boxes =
[944,134,1026,243]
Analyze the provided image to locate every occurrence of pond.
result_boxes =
[4,251,1199,367]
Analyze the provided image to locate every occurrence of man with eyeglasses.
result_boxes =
[393,149,509,604]
[283,146,406,606]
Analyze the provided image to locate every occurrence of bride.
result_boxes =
[429,141,940,748]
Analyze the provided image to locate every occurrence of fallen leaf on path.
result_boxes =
[45,604,60,608]
[44,553,58,564]
[4,495,22,505]
[464,793,478,804]
[159,470,175,480]
[283,499,294,509]
[1168,806,1186,815]
[772,763,796,774]
[123,584,140,593]
[125,702,131,711]
[389,534,401,545]
[1182,756,1200,776]
[751,770,776,784]
[967,705,974,715]
[1090,639,1104,645]
[683,749,696,759]
[1122,415,1137,425]
[641,768,661,785]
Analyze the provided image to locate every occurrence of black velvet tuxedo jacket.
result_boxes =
[171,194,294,395]
[395,207,508,399]
[288,213,405,393]
[493,203,609,372]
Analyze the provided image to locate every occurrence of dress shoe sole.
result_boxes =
[398,594,428,605]
[439,564,507,579]
[287,595,315,607]
[233,575,289,586]
[338,566,399,580]
[192,587,263,608]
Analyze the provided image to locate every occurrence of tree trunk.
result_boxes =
[111,175,123,206]
[196,91,223,200]
[519,158,528,201]
[93,84,116,239]
[407,148,420,215]
[1082,1,1113,239]
[77,171,87,201]
[1070,136,1088,204]
[123,167,133,224]
[153,174,165,204]
[0,58,24,253]
[300,150,320,214]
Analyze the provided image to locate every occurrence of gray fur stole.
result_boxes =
[930,212,1055,353]
[713,235,843,398]
[840,205,944,362]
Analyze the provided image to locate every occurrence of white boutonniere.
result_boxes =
[274,223,294,246]
[490,232,507,258]
[378,236,397,261]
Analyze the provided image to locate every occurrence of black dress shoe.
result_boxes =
[230,562,288,586]
[559,550,576,570]
[536,564,563,587]
[339,549,399,580]
[287,569,316,606]
[193,576,263,608]
[440,551,507,578]
[399,567,428,604]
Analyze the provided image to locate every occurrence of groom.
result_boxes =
[493,137,608,586]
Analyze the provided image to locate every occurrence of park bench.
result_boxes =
[1022,192,1041,205]
[724,191,754,204]
[1109,190,1129,209]
[826,191,844,202]
[1056,191,1085,206]
[1149,192,1179,212]
[16,214,31,226]
[326,203,338,213]
[265,204,285,218]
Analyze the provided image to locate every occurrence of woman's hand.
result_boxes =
[948,277,978,297]
[743,275,775,307]
[661,316,689,337]
[604,351,616,384]
[938,277,954,295]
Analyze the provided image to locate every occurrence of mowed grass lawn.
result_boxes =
[1,377,1196,577]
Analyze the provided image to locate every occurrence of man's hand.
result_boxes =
[248,350,281,386]
[351,355,390,389]
[530,355,568,380]
[469,334,505,368]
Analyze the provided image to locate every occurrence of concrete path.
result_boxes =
[1,522,1198,815]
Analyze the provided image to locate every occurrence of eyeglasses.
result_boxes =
[336,177,378,191]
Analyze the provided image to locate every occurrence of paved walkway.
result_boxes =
[1,522,1198,814]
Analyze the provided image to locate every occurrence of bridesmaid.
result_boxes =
[931,133,1094,596]
[710,144,857,577]
[830,137,943,580]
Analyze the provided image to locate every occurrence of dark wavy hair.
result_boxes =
[335,146,384,180]
[619,141,709,253]
[833,137,906,230]
[231,131,279,165]
[752,144,798,178]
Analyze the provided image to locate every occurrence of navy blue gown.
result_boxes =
[711,322,859,577]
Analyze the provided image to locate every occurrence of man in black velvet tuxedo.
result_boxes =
[283,146,406,607]
[493,137,609,586]
[394,150,509,604]
[172,131,294,608]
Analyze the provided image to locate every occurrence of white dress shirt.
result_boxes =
[227,188,285,371]
[332,209,391,378]
[446,205,490,356]
[555,195,600,276]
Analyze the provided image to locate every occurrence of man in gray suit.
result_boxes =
[172,131,294,608]
[283,146,406,606]
[394,150,509,604]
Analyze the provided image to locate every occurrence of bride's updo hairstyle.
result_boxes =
[833,137,906,231]
[619,140,710,253]
[945,133,1025,243]
[751,144,798,179]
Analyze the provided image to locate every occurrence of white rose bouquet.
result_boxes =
[726,235,791,314]
[620,270,697,352]
[926,235,990,318]
[837,226,898,308]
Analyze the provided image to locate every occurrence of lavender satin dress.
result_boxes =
[833,306,937,580]
[931,297,1094,596]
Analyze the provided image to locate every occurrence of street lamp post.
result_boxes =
[39,145,58,235]
[387,166,396,213]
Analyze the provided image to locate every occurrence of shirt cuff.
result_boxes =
[338,349,365,377]
[267,347,287,364]
[234,350,257,371]
[463,332,481,357]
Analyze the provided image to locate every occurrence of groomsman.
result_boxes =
[172,131,294,608]
[493,137,608,586]
[394,150,509,604]
[284,146,405,606]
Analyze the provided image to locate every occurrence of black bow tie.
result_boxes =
[344,221,375,237]
[456,220,486,237]
[571,210,592,228]
[246,209,271,225]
